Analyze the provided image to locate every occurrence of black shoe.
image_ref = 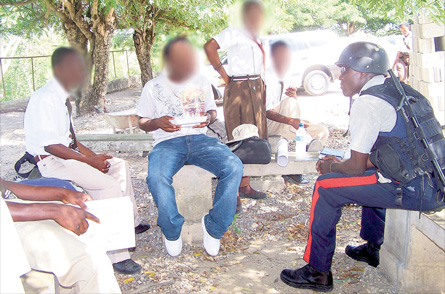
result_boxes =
[283,174,310,185]
[239,190,267,200]
[113,259,142,274]
[345,242,380,267]
[280,264,333,292]
[135,224,150,234]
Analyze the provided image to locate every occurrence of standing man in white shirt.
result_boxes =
[204,0,267,203]
[280,42,445,292]
[137,37,243,257]
[23,47,148,275]
[393,22,412,83]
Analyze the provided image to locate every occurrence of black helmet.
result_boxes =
[336,42,390,75]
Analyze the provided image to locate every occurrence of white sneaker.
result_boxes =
[164,236,182,257]
[201,216,220,256]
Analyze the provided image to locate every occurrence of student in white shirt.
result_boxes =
[393,22,412,83]
[23,47,148,275]
[265,41,329,146]
[138,37,243,257]
[205,0,267,203]
[1,178,121,294]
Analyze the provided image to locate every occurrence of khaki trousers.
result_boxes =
[224,78,267,140]
[267,97,329,145]
[15,219,121,293]
[37,156,138,263]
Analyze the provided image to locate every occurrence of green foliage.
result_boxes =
[351,0,445,24]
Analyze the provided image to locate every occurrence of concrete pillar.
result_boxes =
[380,209,445,293]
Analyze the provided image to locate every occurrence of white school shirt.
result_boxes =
[0,198,31,294]
[213,27,264,76]
[24,78,72,157]
[349,75,397,154]
[265,69,295,111]
[137,73,217,146]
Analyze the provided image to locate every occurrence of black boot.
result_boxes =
[280,264,333,292]
[113,259,142,274]
[345,242,380,267]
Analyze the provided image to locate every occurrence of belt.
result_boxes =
[35,155,50,163]
[231,74,261,82]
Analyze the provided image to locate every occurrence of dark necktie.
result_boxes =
[65,98,78,150]
[279,81,284,101]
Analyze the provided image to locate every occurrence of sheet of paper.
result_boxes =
[78,197,135,252]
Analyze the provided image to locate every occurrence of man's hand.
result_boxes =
[86,154,113,173]
[60,190,92,210]
[193,113,211,129]
[289,118,301,130]
[54,205,100,236]
[156,116,181,132]
[316,155,341,175]
[285,87,297,98]
[221,75,231,87]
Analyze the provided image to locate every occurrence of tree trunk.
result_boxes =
[81,31,113,113]
[133,27,155,86]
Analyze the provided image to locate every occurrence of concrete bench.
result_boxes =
[380,209,445,293]
[78,134,318,244]
[174,152,318,244]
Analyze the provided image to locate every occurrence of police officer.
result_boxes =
[280,42,445,292]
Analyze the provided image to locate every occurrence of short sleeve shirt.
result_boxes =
[137,73,217,146]
[349,75,397,154]
[24,78,72,156]
[213,27,264,76]
[264,69,296,112]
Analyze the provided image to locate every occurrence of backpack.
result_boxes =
[361,71,445,203]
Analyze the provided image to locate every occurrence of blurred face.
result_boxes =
[243,4,265,35]
[400,25,409,37]
[339,67,372,97]
[165,41,197,81]
[53,53,86,92]
[272,45,291,78]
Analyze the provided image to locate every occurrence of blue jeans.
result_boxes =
[20,178,77,191]
[147,134,243,240]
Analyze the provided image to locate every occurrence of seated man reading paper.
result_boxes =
[0,178,121,294]
[138,37,243,257]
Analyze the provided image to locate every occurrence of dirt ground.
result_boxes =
[0,83,402,294]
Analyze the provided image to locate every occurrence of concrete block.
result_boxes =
[380,209,445,293]
[173,165,213,224]
[181,222,203,245]
[414,51,445,69]
[414,14,432,25]
[420,23,445,39]
[413,37,436,54]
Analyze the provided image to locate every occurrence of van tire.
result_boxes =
[303,70,329,96]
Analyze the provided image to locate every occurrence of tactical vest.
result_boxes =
[361,78,445,197]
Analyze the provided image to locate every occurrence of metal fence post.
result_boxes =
[31,57,35,92]
[112,51,117,79]
[0,59,6,101]
[125,50,130,77]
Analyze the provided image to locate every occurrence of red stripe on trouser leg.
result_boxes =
[303,181,320,263]
[303,173,378,264]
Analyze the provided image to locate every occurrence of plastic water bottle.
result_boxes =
[295,122,306,159]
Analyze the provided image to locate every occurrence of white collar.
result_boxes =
[51,77,70,103]
[360,75,386,94]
